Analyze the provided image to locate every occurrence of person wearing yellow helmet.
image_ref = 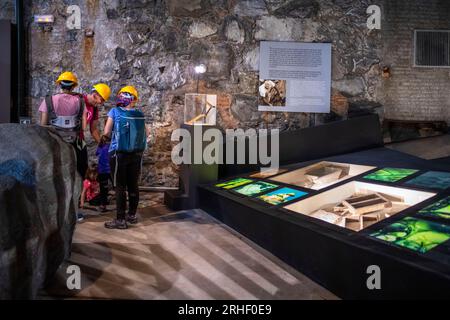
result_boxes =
[117,85,138,100]
[38,72,111,222]
[56,71,79,88]
[39,72,112,168]
[82,82,111,144]
[39,71,86,148]
[39,72,89,211]
[102,85,148,229]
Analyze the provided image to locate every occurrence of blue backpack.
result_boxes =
[114,107,146,153]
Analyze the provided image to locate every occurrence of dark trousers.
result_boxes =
[98,173,112,206]
[71,140,88,179]
[110,152,142,220]
[88,194,102,206]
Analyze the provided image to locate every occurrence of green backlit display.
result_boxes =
[215,178,253,190]
[364,168,418,183]
[370,217,450,253]
[233,181,279,196]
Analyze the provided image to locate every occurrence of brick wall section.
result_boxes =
[382,0,450,123]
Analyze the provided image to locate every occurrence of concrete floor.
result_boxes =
[386,133,450,160]
[40,192,337,300]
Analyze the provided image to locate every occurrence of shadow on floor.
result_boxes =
[39,192,337,300]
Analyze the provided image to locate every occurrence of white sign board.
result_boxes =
[258,41,331,113]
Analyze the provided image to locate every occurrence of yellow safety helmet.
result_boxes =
[56,71,78,86]
[118,85,138,100]
[92,83,111,101]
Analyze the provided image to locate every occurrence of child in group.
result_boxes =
[80,165,101,210]
[96,135,112,212]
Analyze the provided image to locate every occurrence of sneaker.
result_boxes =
[126,214,138,224]
[99,205,108,213]
[76,213,85,222]
[104,219,127,229]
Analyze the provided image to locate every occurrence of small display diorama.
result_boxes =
[370,217,450,253]
[258,187,308,205]
[215,178,253,190]
[250,168,288,179]
[284,181,435,232]
[233,181,279,196]
[405,171,450,190]
[270,161,375,190]
[184,94,217,125]
[418,196,450,220]
[363,167,418,183]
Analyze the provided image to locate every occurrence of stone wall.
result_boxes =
[1,0,448,187]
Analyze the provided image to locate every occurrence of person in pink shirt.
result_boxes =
[38,72,111,178]
[38,72,111,222]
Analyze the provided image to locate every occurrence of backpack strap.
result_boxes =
[77,95,85,120]
[45,95,57,122]
[46,93,84,132]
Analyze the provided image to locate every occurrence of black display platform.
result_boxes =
[220,114,384,178]
[199,148,450,299]
[164,124,219,210]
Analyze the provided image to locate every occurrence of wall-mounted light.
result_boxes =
[194,64,207,93]
[194,64,207,74]
[84,28,95,38]
[34,15,54,24]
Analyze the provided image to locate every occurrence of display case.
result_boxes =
[270,161,375,190]
[284,181,435,231]
[184,94,217,125]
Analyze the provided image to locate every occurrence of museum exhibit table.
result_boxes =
[199,142,450,299]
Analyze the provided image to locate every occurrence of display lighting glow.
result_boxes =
[194,64,207,74]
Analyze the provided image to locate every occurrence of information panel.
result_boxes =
[258,41,331,113]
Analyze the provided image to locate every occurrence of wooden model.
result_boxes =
[186,100,215,125]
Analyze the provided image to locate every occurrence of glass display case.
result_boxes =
[184,94,217,125]
[284,181,435,231]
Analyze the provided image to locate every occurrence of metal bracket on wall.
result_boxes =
[34,15,54,32]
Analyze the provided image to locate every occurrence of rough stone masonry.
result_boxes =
[1,0,449,187]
